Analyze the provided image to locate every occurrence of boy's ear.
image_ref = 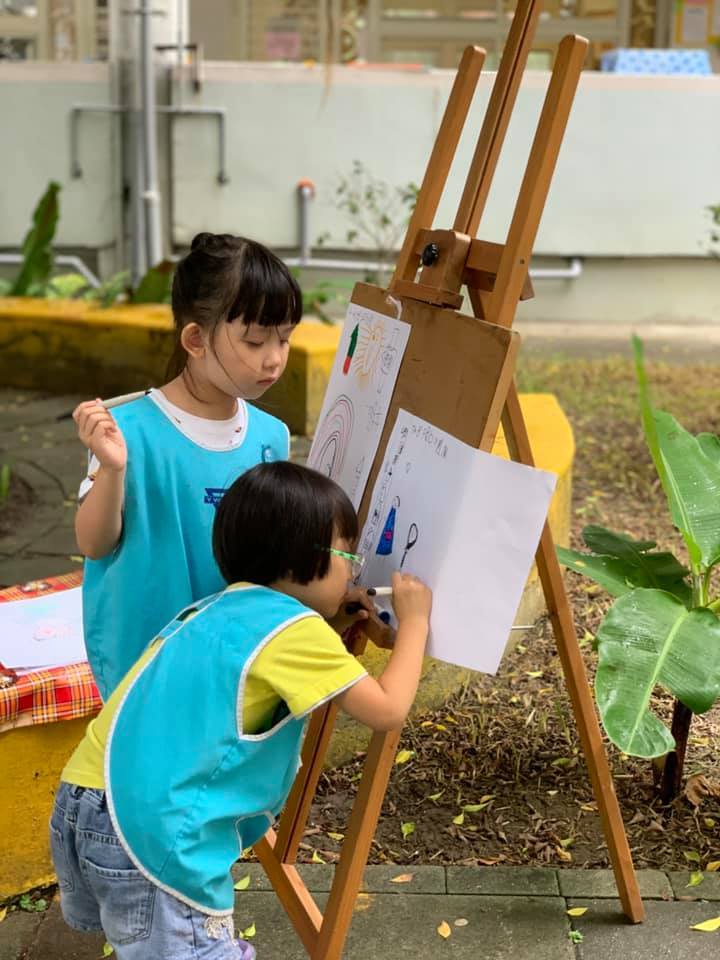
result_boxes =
[180,322,206,358]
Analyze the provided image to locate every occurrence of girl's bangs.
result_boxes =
[227,249,302,328]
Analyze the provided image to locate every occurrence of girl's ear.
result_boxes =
[180,322,206,359]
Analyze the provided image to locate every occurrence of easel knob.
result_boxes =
[420,242,440,266]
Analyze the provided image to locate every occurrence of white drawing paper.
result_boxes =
[357,410,557,675]
[0,586,85,671]
[307,301,411,508]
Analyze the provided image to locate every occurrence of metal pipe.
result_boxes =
[154,43,204,93]
[70,103,224,186]
[291,182,583,280]
[284,255,394,273]
[0,254,101,288]
[139,0,163,268]
[156,106,229,183]
[528,257,583,280]
[70,105,124,179]
[131,104,148,283]
[296,179,315,261]
[176,0,185,109]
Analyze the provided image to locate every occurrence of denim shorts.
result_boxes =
[50,782,255,959]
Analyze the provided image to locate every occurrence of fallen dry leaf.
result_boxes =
[690,916,720,933]
[0,908,6,924]
[437,921,451,939]
[311,850,325,864]
[454,918,469,927]
[707,862,720,873]
[354,893,374,913]
[241,923,256,939]
[389,873,414,884]
[685,774,720,808]
[556,846,573,863]
[567,907,588,917]
[233,875,251,891]
[394,750,415,765]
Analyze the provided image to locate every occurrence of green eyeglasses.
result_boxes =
[325,547,365,580]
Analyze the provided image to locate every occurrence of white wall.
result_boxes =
[171,63,720,257]
[0,60,718,265]
[0,62,120,250]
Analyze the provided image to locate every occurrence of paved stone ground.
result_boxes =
[2,866,720,960]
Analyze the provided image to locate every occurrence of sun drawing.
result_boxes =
[353,319,386,389]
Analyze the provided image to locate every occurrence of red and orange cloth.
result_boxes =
[0,571,101,732]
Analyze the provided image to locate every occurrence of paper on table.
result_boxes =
[0,586,86,670]
[357,410,556,674]
[307,300,411,508]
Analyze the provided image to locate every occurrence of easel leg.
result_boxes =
[276,701,340,862]
[313,727,403,960]
[502,381,644,923]
[255,830,324,954]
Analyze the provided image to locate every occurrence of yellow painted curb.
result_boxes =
[0,718,90,902]
[0,299,337,435]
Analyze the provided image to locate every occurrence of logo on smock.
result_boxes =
[203,488,226,508]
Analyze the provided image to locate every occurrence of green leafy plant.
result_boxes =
[130,260,174,304]
[0,464,10,504]
[296,275,354,324]
[0,181,173,307]
[558,335,720,801]
[45,273,91,299]
[708,203,720,258]
[319,160,419,284]
[18,893,48,913]
[9,181,60,296]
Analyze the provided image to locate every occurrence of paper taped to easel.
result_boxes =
[307,301,411,508]
[357,409,556,674]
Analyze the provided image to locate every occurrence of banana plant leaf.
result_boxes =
[595,588,720,757]
[653,410,720,570]
[697,433,720,463]
[557,526,691,605]
[10,181,60,296]
[633,336,720,570]
[131,260,174,304]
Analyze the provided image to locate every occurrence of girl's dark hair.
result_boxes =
[167,233,302,378]
[213,461,358,586]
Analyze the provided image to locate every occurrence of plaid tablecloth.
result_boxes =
[0,571,101,733]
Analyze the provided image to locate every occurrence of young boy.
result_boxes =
[50,461,431,959]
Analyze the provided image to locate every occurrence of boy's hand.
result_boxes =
[391,571,432,626]
[73,399,127,473]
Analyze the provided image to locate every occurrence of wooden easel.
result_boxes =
[255,3,644,954]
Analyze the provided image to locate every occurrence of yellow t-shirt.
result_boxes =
[63,613,366,789]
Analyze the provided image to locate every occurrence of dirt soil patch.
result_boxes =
[302,354,720,872]
[0,470,35,539]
